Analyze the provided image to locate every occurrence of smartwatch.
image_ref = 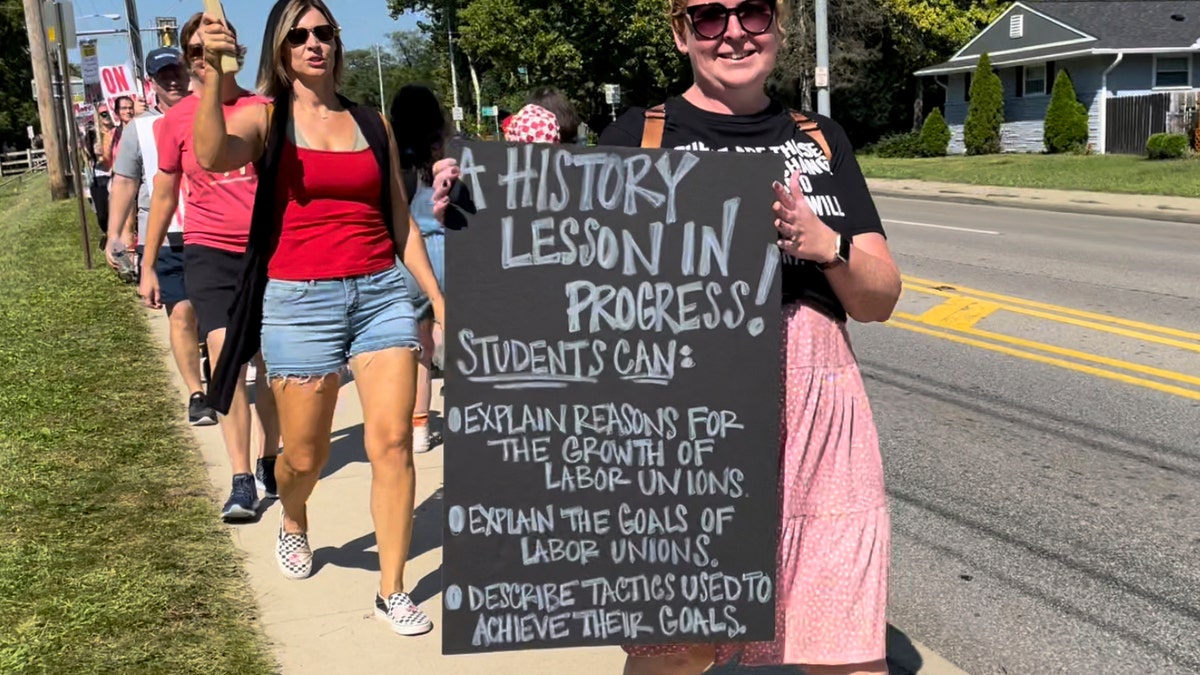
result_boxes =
[819,234,852,270]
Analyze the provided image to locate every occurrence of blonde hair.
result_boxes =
[256,0,345,99]
[668,0,790,42]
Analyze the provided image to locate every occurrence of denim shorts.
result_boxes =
[261,264,421,379]
[398,231,444,322]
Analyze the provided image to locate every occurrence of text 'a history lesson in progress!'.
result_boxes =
[440,141,785,655]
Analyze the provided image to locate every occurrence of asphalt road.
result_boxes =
[851,197,1200,674]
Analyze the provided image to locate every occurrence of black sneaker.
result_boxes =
[221,474,259,522]
[256,456,278,500]
[188,392,217,427]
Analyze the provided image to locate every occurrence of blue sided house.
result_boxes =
[915,1,1200,154]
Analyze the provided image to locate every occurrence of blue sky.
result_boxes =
[68,0,422,78]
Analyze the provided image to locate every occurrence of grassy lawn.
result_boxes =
[857,153,1200,198]
[0,177,274,674]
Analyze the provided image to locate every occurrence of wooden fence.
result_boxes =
[0,149,48,176]
[1105,91,1199,155]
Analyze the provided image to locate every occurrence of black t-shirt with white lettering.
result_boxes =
[599,96,885,322]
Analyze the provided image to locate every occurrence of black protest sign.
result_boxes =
[441,141,784,655]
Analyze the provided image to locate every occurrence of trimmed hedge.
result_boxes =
[1146,133,1189,160]
[867,131,925,158]
[919,108,951,157]
[964,53,1004,155]
[1043,70,1089,153]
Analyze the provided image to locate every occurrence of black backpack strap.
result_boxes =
[641,104,666,149]
[790,110,832,162]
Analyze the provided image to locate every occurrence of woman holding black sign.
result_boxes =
[598,0,902,672]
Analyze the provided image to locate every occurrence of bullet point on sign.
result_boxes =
[448,505,466,535]
[445,585,463,610]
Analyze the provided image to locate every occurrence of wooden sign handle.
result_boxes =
[200,0,240,74]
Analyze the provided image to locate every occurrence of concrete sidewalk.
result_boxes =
[149,311,968,675]
[867,178,1200,224]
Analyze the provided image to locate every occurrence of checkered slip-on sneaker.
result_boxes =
[375,592,433,636]
[275,518,312,580]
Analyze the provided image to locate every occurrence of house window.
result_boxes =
[1010,14,1024,38]
[1154,55,1191,88]
[964,72,972,101]
[1024,64,1047,95]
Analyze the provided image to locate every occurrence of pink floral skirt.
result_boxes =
[622,303,890,666]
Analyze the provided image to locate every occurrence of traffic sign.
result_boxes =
[42,1,77,48]
[452,106,464,122]
[482,106,499,118]
[603,83,621,106]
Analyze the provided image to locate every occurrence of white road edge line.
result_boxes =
[883,218,1000,235]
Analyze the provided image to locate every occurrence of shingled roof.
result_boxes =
[1037,1,1200,48]
[915,0,1200,75]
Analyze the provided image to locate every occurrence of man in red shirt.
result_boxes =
[139,13,280,523]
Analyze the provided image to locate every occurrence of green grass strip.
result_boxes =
[0,177,275,674]
[858,154,1200,199]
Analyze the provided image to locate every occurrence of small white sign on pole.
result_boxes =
[814,67,829,88]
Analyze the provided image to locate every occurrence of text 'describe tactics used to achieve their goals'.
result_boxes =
[440,141,784,655]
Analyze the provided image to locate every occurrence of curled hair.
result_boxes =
[389,84,448,185]
[257,0,345,100]
[525,87,580,144]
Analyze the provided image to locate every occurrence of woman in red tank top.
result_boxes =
[193,0,455,636]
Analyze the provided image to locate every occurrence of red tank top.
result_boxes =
[268,140,395,281]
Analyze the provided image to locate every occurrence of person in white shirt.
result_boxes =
[106,47,217,427]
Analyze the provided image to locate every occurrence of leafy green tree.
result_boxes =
[385,0,1009,143]
[339,31,451,112]
[963,52,1003,154]
[884,0,1007,65]
[918,107,950,156]
[389,0,684,130]
[1042,69,1088,153]
[1,0,38,149]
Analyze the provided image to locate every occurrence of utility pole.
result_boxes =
[123,0,145,90]
[447,25,462,133]
[22,0,69,199]
[53,0,93,269]
[815,0,831,116]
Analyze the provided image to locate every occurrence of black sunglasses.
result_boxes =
[186,43,204,60]
[685,0,776,40]
[286,24,339,46]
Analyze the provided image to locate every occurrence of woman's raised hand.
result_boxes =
[772,171,839,266]
[431,158,461,223]
[199,14,238,73]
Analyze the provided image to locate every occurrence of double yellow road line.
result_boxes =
[887,275,1200,401]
